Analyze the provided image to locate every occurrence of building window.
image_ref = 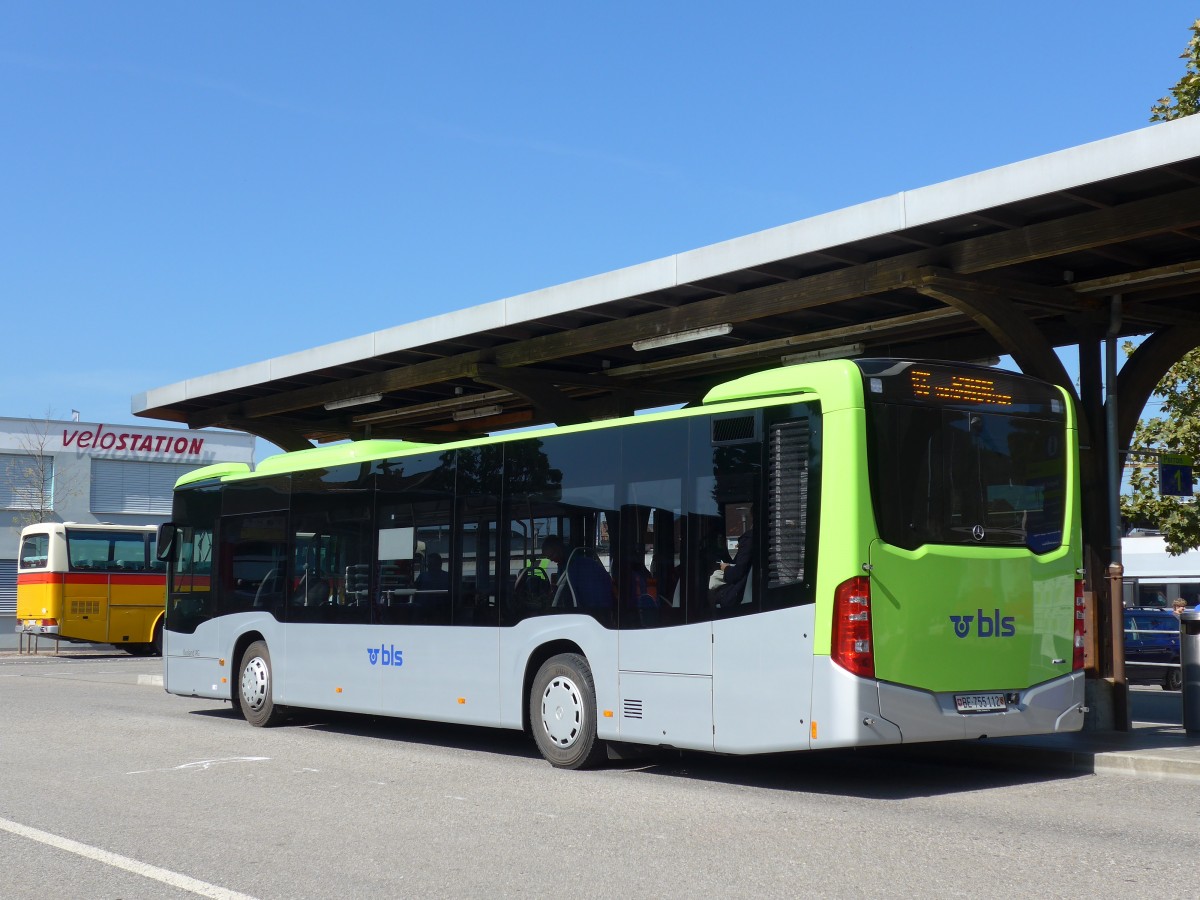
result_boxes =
[0,560,16,617]
[90,459,199,515]
[0,453,54,511]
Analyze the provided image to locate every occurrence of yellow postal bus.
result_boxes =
[16,522,165,655]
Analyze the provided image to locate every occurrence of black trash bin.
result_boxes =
[1181,608,1200,734]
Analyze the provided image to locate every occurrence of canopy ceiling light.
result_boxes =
[780,343,866,366]
[323,393,383,411]
[452,404,504,422]
[632,323,733,352]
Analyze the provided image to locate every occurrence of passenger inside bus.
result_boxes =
[416,552,450,591]
[713,525,754,609]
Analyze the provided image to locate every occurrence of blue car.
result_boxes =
[1124,607,1182,691]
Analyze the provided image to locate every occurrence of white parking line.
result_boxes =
[0,816,259,900]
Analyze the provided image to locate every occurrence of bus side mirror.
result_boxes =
[157,523,178,561]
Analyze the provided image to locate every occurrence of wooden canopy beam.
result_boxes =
[224,419,313,453]
[912,269,1078,401]
[471,364,591,426]
[1116,319,1200,455]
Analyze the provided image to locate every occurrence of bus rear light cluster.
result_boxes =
[1072,579,1086,671]
[832,576,875,679]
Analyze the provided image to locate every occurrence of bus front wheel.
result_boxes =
[529,653,606,769]
[238,641,287,727]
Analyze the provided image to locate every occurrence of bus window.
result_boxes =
[867,402,1065,553]
[1180,583,1200,607]
[220,514,287,617]
[167,526,214,633]
[619,416,687,630]
[66,529,148,572]
[376,451,455,625]
[455,446,502,626]
[689,416,762,621]
[19,533,49,569]
[503,431,617,626]
[1138,585,1169,608]
[291,470,373,625]
[1121,579,1138,608]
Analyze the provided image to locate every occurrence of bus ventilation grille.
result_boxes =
[767,419,809,589]
[622,700,644,720]
[712,415,757,444]
[70,600,101,616]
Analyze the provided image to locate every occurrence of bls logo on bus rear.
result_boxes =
[949,610,1015,639]
[367,644,404,667]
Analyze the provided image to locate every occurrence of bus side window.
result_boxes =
[454,446,503,626]
[375,450,456,626]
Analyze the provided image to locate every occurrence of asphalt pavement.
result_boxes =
[6,644,1199,781]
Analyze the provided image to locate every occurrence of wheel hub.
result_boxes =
[540,675,582,747]
[241,657,269,711]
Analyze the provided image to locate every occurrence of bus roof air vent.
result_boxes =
[712,414,758,445]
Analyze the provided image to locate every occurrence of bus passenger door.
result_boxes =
[617,418,716,752]
[711,410,818,754]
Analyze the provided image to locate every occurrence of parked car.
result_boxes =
[1124,607,1182,691]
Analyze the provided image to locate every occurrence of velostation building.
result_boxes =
[0,416,255,647]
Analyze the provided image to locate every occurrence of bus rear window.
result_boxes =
[867,402,1066,553]
[19,533,49,569]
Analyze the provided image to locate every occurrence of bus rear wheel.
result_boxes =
[529,653,606,769]
[238,640,287,727]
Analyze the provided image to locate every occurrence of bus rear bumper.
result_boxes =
[878,670,1087,744]
[15,622,60,635]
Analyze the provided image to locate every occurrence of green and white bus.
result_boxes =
[158,358,1086,768]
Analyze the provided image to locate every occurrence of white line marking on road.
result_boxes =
[0,815,260,900]
[125,756,270,775]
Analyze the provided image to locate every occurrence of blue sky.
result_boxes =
[1,3,1195,441]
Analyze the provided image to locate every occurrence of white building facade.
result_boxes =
[0,416,255,647]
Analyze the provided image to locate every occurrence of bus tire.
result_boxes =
[529,653,606,769]
[238,640,287,727]
[150,619,164,657]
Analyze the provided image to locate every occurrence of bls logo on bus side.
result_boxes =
[949,609,1016,639]
[367,644,404,667]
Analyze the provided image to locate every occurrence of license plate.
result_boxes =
[954,693,1007,713]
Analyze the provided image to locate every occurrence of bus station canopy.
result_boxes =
[134,116,1200,452]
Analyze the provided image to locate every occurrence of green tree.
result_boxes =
[1123,22,1200,551]
[1118,22,1200,549]
[1120,346,1200,553]
[5,411,64,529]
[1151,19,1200,121]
